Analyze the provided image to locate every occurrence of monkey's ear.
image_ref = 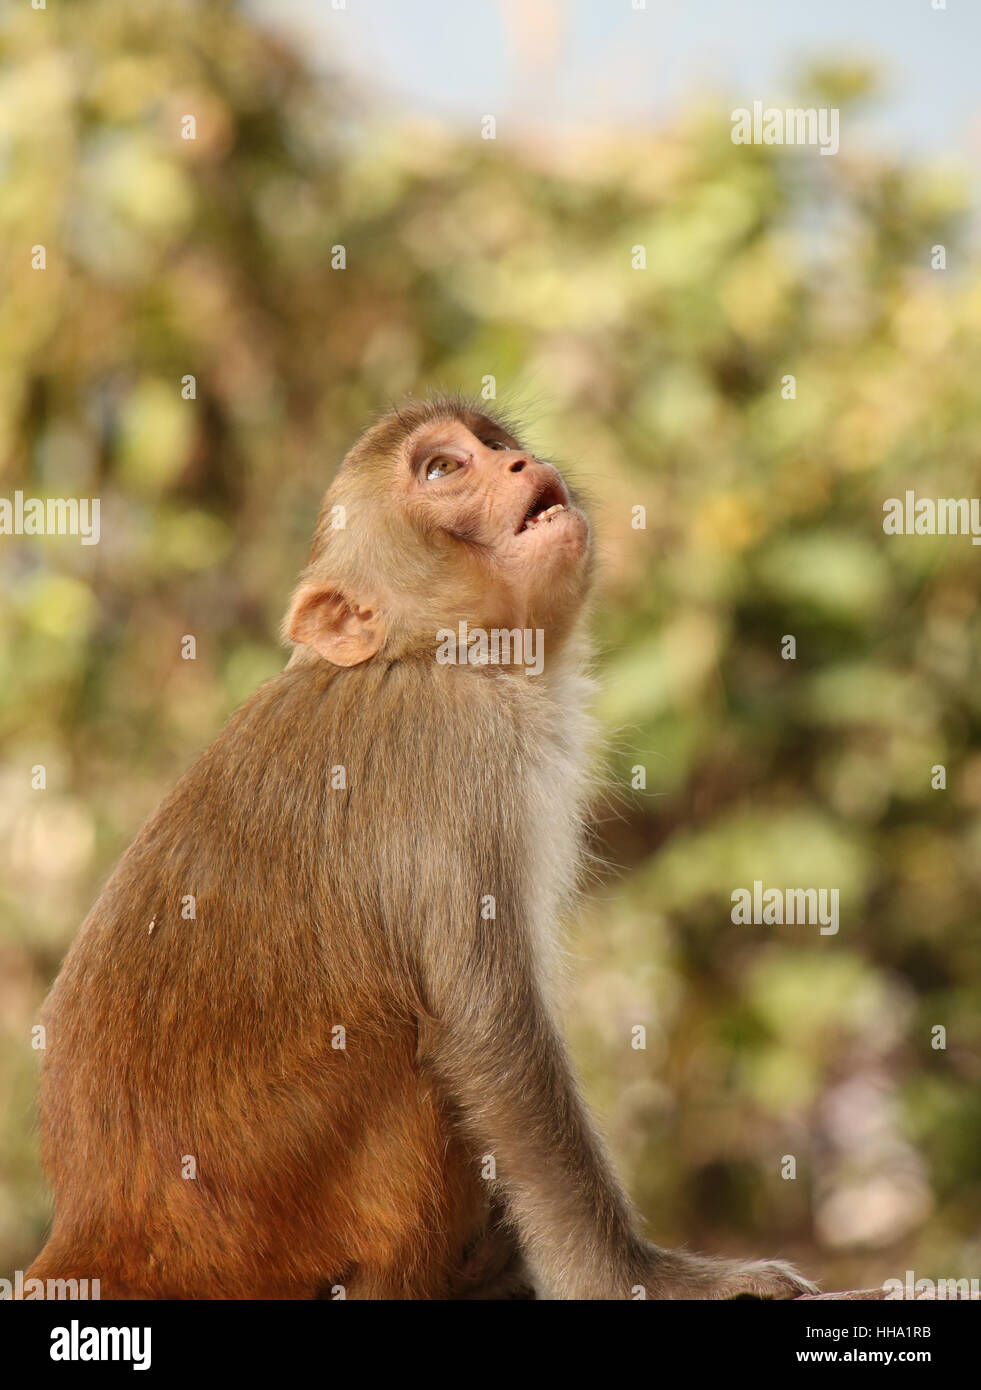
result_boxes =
[285,584,385,667]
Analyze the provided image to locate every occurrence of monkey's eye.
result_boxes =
[425,456,462,481]
[484,439,509,451]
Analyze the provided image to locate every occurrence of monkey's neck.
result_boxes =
[285,633,598,953]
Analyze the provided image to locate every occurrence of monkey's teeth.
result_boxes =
[528,503,566,526]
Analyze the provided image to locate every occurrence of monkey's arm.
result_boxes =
[425,974,642,1297]
[416,899,816,1301]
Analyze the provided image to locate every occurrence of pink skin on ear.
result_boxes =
[286,584,385,667]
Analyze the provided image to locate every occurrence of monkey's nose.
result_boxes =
[508,458,527,473]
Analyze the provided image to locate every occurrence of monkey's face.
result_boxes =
[287,406,592,670]
[400,414,591,636]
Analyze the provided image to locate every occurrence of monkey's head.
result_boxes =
[285,399,591,671]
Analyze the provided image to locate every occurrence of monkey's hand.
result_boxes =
[634,1244,819,1301]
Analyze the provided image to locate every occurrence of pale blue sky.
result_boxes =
[252,0,981,176]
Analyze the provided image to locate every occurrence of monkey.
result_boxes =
[26,397,818,1300]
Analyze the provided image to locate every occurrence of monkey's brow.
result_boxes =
[469,412,520,443]
[409,420,519,460]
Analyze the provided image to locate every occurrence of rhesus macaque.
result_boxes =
[27,398,817,1300]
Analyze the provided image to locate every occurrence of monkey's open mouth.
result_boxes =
[517,481,568,534]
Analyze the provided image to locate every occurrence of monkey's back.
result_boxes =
[31,663,487,1298]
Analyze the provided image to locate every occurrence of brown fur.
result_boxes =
[28,401,817,1299]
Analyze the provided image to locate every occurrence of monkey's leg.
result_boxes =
[323,1075,495,1301]
[24,1238,151,1301]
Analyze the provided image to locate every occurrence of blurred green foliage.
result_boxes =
[1,0,979,1289]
